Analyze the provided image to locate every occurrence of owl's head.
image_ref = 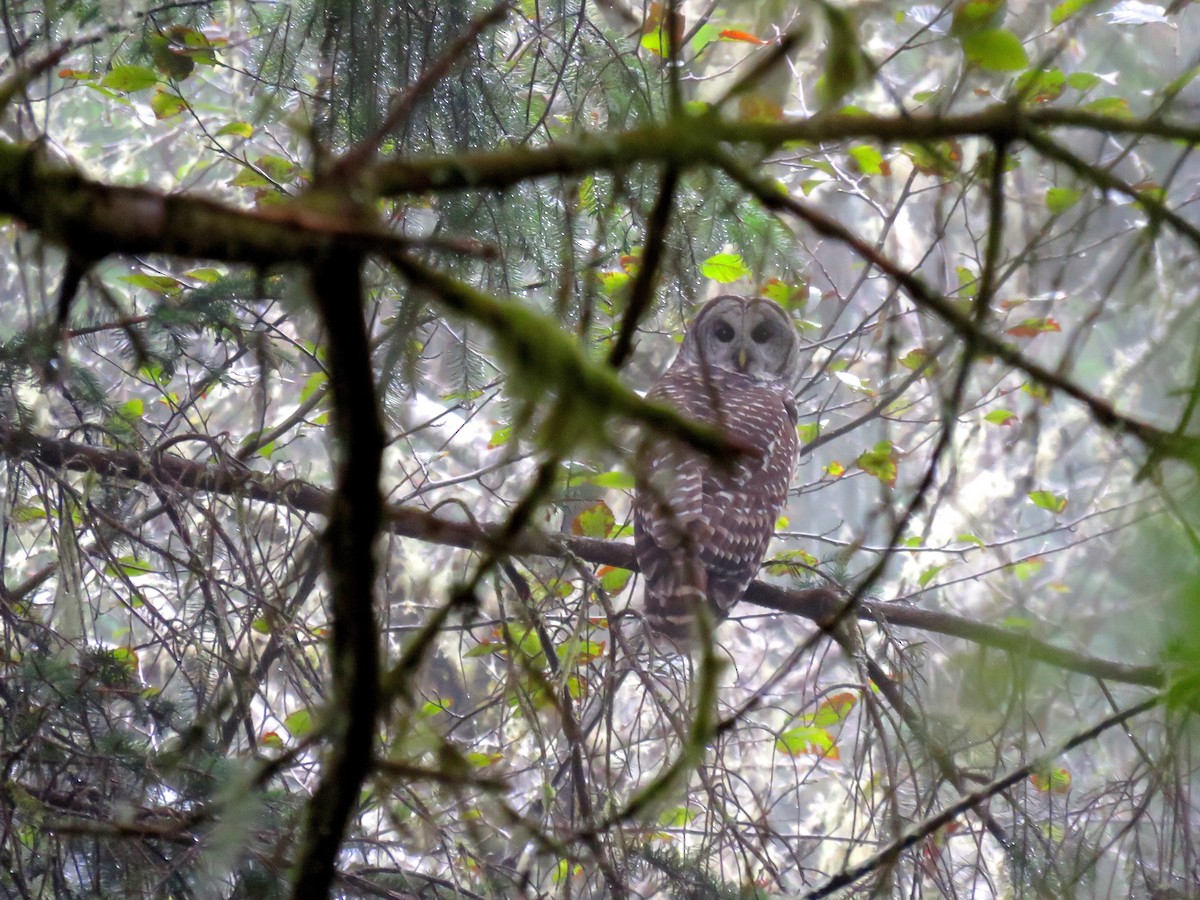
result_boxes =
[681,295,803,389]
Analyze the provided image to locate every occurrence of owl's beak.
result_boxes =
[735,347,749,371]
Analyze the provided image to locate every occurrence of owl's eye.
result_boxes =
[713,320,735,342]
[751,322,774,344]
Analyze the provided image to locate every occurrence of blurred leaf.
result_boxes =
[1083,96,1132,116]
[215,121,254,138]
[961,29,1029,71]
[719,28,767,44]
[1045,186,1081,213]
[700,252,751,283]
[984,408,1018,425]
[951,0,1006,35]
[122,272,183,295]
[818,3,869,106]
[1011,558,1045,580]
[284,708,314,738]
[776,724,839,758]
[1030,766,1071,793]
[598,565,633,593]
[856,441,898,487]
[848,145,888,176]
[919,564,948,586]
[807,692,857,726]
[572,500,616,538]
[101,64,158,92]
[1028,490,1067,512]
[589,470,634,489]
[1006,317,1061,337]
[150,90,187,120]
[1066,71,1101,91]
[1051,0,1099,24]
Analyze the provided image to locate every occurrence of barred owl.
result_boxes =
[634,295,803,640]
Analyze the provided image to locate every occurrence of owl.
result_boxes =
[634,295,803,640]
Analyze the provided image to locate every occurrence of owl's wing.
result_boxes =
[634,371,715,549]
[634,372,716,636]
[698,395,798,616]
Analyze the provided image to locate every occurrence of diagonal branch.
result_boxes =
[804,694,1161,898]
[710,146,1200,472]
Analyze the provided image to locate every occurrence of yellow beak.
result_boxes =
[735,348,749,371]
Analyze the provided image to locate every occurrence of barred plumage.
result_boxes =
[634,295,803,640]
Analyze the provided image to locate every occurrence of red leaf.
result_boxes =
[719,29,768,44]
[1006,317,1062,338]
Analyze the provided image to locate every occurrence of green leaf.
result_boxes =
[101,64,158,92]
[299,371,327,403]
[957,532,986,547]
[950,0,1006,35]
[117,399,144,420]
[150,90,187,120]
[807,692,857,727]
[596,270,630,296]
[284,708,314,738]
[1066,71,1101,91]
[764,548,819,576]
[918,564,948,587]
[1011,558,1045,580]
[487,425,511,449]
[1014,67,1066,103]
[599,566,632,594]
[251,617,271,634]
[215,121,254,138]
[1045,186,1081,213]
[149,34,195,79]
[848,145,885,175]
[256,155,298,182]
[572,500,615,539]
[1083,96,1131,117]
[1050,0,1098,25]
[984,408,1018,426]
[232,168,271,189]
[589,470,634,490]
[856,440,898,487]
[640,31,665,56]
[776,725,839,759]
[464,640,504,658]
[797,422,820,444]
[658,806,698,827]
[577,175,596,214]
[900,348,930,371]
[184,267,222,282]
[121,273,183,295]
[1030,766,1071,793]
[761,278,805,310]
[700,252,751,283]
[690,23,721,54]
[961,29,1029,72]
[107,554,154,577]
[1028,490,1067,513]
[110,647,139,673]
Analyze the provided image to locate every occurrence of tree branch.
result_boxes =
[290,256,384,899]
[0,425,1163,689]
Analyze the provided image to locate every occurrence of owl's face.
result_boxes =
[681,295,802,390]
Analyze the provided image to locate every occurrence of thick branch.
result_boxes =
[0,425,1163,689]
[369,105,1200,195]
[290,257,384,899]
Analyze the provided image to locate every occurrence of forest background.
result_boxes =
[1,0,1199,897]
